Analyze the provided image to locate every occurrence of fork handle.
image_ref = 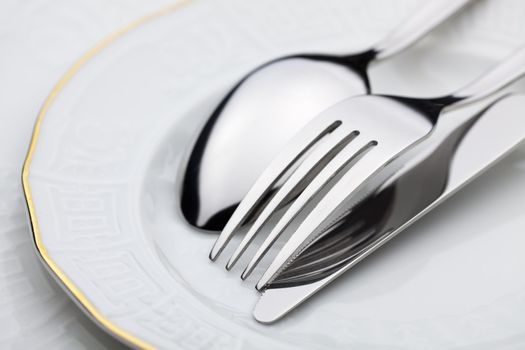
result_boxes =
[448,45,525,109]
[373,0,473,60]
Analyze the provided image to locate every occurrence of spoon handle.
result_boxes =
[373,0,472,60]
[448,45,525,109]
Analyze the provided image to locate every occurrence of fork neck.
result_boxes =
[442,45,525,111]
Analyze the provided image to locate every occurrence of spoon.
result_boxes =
[180,0,474,231]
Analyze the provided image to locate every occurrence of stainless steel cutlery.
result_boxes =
[181,0,474,230]
[251,93,525,323]
[173,0,525,324]
[210,45,525,321]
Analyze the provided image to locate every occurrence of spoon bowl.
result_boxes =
[182,54,372,230]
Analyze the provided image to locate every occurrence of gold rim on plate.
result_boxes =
[22,1,192,349]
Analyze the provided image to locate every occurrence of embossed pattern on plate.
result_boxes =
[0,0,180,348]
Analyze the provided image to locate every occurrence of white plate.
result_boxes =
[23,0,525,349]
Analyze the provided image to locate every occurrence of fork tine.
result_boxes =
[255,143,396,291]
[209,118,343,261]
[225,127,360,270]
[241,137,377,280]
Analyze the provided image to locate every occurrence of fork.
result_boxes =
[252,93,525,323]
[210,45,525,289]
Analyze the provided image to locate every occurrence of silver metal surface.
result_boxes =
[253,45,525,290]
[212,44,525,263]
[253,94,525,323]
[180,0,473,230]
[210,45,525,320]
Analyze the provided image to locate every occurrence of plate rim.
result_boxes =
[21,2,192,349]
